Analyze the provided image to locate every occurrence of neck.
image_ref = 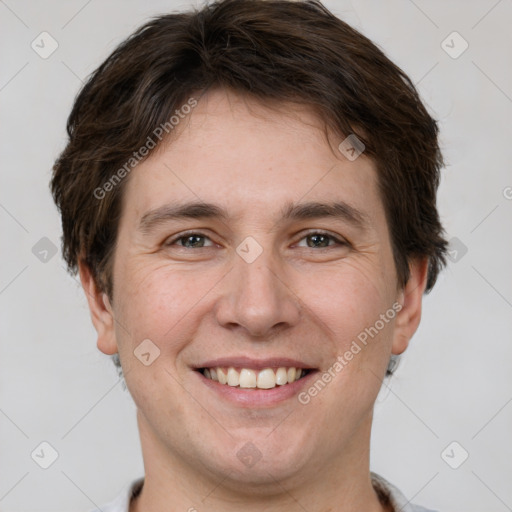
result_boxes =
[130,410,387,512]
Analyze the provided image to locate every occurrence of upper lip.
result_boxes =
[195,356,315,371]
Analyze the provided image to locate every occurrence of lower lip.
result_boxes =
[195,370,318,407]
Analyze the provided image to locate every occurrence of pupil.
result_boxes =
[309,234,328,248]
[186,235,203,247]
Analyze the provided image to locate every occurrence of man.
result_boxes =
[51,1,447,510]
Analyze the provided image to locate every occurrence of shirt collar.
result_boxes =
[113,473,418,512]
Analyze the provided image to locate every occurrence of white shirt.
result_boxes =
[88,472,439,512]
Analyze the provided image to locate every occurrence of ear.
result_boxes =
[78,260,118,356]
[391,257,429,355]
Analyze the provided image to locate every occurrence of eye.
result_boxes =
[166,232,215,248]
[164,230,348,250]
[295,231,347,249]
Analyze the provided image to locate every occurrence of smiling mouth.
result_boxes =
[197,366,313,390]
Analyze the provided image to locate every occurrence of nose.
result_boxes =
[214,247,302,340]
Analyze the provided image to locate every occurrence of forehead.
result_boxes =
[120,89,385,227]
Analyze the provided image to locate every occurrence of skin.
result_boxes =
[80,88,428,512]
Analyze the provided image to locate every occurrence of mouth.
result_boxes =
[193,357,319,406]
[196,366,313,390]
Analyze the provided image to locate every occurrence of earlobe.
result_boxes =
[78,261,118,356]
[391,258,429,355]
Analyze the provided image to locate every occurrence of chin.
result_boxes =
[200,431,314,489]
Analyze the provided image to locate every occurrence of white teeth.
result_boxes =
[275,367,288,385]
[202,366,307,389]
[227,367,240,386]
[217,368,227,384]
[239,369,257,388]
[257,368,276,389]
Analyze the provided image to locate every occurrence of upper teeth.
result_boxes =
[203,367,305,389]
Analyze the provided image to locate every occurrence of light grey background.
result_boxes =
[1,0,511,511]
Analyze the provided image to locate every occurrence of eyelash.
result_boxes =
[165,230,348,249]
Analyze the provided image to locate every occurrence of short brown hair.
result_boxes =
[51,0,447,300]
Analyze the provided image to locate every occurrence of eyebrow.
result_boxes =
[138,200,370,235]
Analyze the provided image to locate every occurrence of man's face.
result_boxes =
[91,89,417,489]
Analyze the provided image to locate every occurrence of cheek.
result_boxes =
[112,262,201,357]
[112,260,233,378]
[301,262,393,346]
[111,266,201,414]
[303,271,395,424]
